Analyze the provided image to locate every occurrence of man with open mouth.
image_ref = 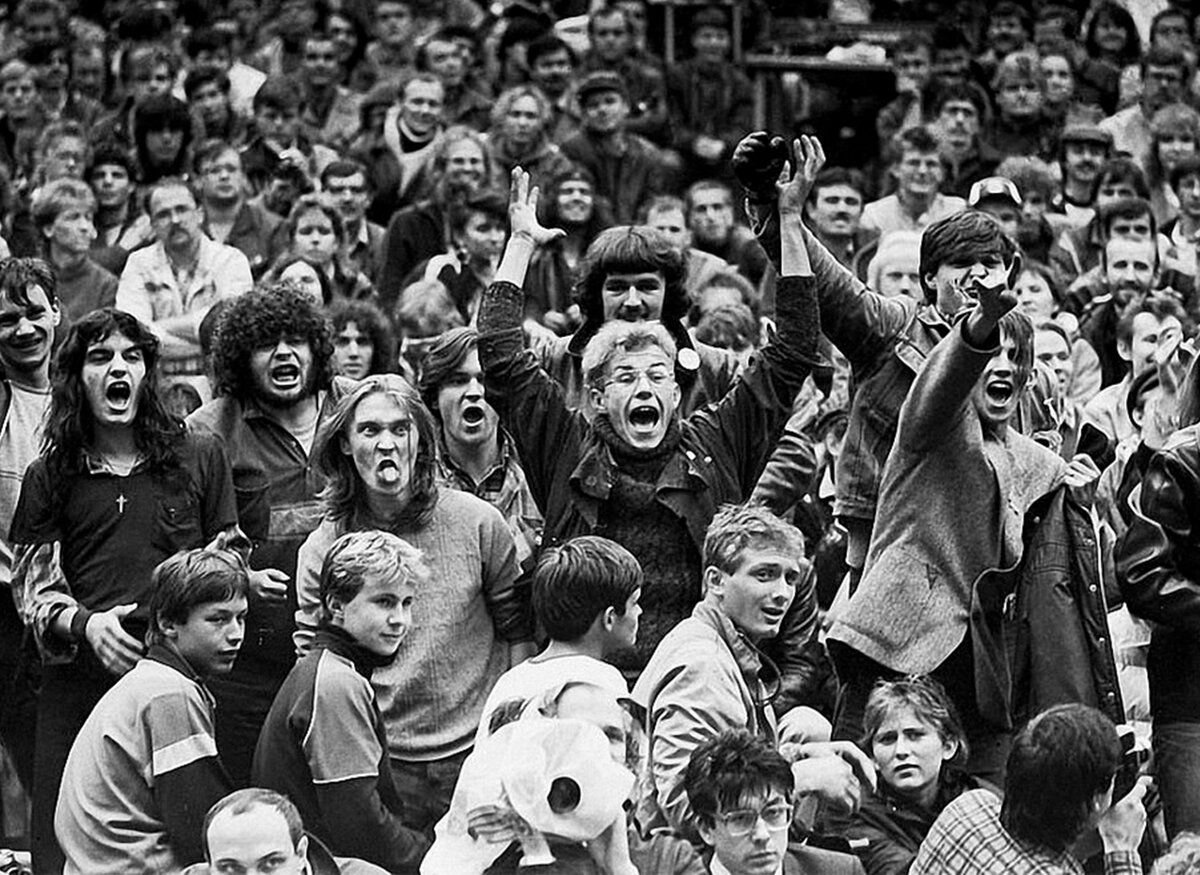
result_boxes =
[418,326,543,566]
[11,307,239,874]
[187,283,335,787]
[480,144,825,683]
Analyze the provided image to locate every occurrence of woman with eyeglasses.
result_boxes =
[831,676,983,875]
[292,374,536,834]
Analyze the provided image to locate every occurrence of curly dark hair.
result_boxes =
[209,283,334,400]
[43,308,184,479]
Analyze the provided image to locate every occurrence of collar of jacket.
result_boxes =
[569,425,700,502]
[691,600,782,706]
[314,625,396,676]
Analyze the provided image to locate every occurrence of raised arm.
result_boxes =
[897,257,1021,451]
[477,169,582,506]
[732,132,914,372]
[687,138,824,492]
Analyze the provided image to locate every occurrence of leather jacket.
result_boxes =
[1116,424,1200,723]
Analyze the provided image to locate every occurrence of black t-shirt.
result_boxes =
[11,432,238,632]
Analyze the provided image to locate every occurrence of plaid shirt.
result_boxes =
[436,430,542,567]
[912,790,1142,875]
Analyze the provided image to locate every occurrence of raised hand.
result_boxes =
[776,135,826,215]
[508,167,566,247]
[731,131,789,200]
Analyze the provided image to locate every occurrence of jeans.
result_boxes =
[31,657,114,875]
[1154,720,1200,839]
[209,658,288,789]
[389,750,471,833]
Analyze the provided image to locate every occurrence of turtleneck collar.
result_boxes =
[315,625,397,676]
[593,412,682,464]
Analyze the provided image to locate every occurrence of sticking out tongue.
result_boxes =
[379,465,400,484]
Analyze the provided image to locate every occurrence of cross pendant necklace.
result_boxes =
[116,493,127,515]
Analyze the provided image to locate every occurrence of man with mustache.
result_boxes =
[187,284,336,786]
[1056,125,1114,229]
[11,308,239,874]
[803,167,873,270]
[115,178,253,399]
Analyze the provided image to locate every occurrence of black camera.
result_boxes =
[1113,727,1150,800]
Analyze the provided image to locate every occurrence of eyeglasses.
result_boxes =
[718,802,793,836]
[604,366,672,389]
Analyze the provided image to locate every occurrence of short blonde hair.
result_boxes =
[581,321,677,387]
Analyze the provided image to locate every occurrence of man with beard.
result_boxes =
[1101,47,1192,173]
[298,33,361,153]
[11,308,238,874]
[1077,232,1179,383]
[480,152,824,680]
[1056,125,1114,229]
[862,127,967,237]
[931,85,1003,200]
[375,127,492,313]
[187,283,336,787]
[116,179,253,398]
[196,142,285,280]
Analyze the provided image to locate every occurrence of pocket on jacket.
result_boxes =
[151,495,204,554]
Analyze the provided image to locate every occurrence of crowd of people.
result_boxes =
[2,0,1200,872]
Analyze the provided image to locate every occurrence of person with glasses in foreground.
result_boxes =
[478,140,829,683]
[684,730,866,875]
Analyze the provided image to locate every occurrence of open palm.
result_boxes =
[508,167,566,246]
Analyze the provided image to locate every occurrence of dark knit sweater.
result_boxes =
[593,416,700,672]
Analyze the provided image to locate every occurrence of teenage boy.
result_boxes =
[474,535,641,743]
[54,548,249,873]
[685,730,867,875]
[253,530,430,873]
[634,502,867,839]
[825,253,1108,782]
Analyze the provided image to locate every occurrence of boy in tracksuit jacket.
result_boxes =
[252,530,430,874]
